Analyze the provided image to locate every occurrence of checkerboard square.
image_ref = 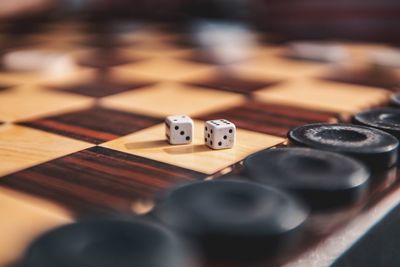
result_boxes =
[186,71,279,94]
[110,58,217,82]
[0,65,95,87]
[0,124,93,177]
[0,186,72,267]
[1,146,205,215]
[101,120,284,174]
[228,56,328,81]
[0,83,12,92]
[20,106,162,144]
[100,81,246,118]
[75,49,142,69]
[120,44,193,59]
[197,101,339,137]
[0,88,94,122]
[47,71,154,97]
[117,28,181,45]
[323,65,400,90]
[253,79,390,118]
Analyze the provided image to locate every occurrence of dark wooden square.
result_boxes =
[187,72,278,94]
[19,106,162,144]
[0,146,205,216]
[323,67,400,91]
[182,49,253,65]
[48,72,152,97]
[196,101,339,137]
[77,49,141,69]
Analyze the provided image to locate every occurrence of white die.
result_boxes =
[165,115,194,145]
[204,119,236,149]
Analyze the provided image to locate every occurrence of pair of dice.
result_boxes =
[165,115,236,150]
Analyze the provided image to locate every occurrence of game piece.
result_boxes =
[353,108,400,140]
[287,41,348,62]
[1,49,75,73]
[165,115,194,145]
[288,123,399,174]
[243,147,370,211]
[152,180,308,262]
[390,93,400,107]
[368,48,400,68]
[22,219,193,267]
[204,119,236,149]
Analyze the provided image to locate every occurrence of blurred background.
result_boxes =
[1,0,400,42]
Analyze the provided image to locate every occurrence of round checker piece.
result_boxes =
[153,180,308,262]
[243,148,370,210]
[22,219,192,267]
[288,123,398,173]
[354,108,400,140]
[390,93,400,107]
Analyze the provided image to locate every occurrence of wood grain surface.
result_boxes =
[0,19,399,267]
[0,124,93,177]
[99,81,246,118]
[1,146,205,216]
[197,100,339,137]
[101,120,284,174]
[20,106,162,144]
[253,78,390,119]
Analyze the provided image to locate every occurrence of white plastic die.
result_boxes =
[165,115,194,145]
[204,119,236,149]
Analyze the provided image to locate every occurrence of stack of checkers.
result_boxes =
[0,18,400,267]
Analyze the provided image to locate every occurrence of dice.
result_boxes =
[204,119,236,149]
[165,115,194,145]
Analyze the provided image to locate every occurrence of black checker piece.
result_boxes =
[391,93,400,107]
[22,219,191,267]
[354,108,400,140]
[243,148,370,211]
[152,180,308,263]
[288,123,398,173]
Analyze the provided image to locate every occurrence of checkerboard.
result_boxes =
[0,20,399,267]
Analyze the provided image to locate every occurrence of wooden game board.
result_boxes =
[0,19,400,267]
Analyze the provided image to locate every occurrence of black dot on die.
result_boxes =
[210,141,213,145]
[223,135,227,139]
[175,126,179,130]
[205,138,207,142]
[186,136,190,141]
[208,134,210,138]
[205,126,208,131]
[229,129,233,133]
[211,130,213,133]
[218,141,222,146]
[180,131,185,135]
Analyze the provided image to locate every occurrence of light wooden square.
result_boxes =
[117,28,181,45]
[0,124,93,176]
[340,42,390,63]
[253,79,390,118]
[100,81,246,118]
[110,58,217,82]
[0,87,94,122]
[0,124,93,177]
[101,120,284,174]
[29,31,90,43]
[0,65,95,86]
[0,186,72,266]
[120,44,194,59]
[228,56,328,81]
